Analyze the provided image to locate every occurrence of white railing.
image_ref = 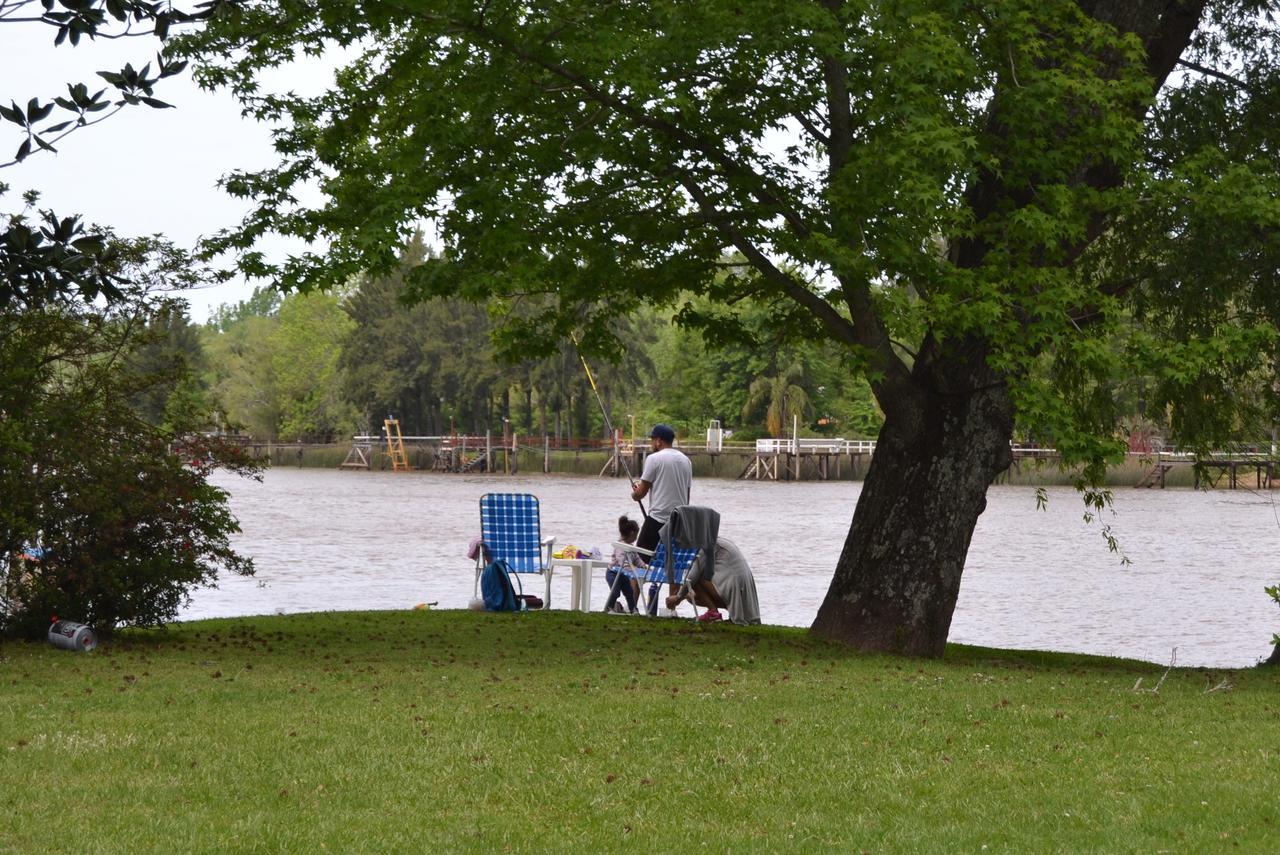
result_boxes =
[1009,444,1058,457]
[754,438,877,454]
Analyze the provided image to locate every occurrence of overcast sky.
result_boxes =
[1,20,326,321]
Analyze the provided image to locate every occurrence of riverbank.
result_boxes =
[3,610,1275,850]
[185,468,1279,667]
[242,441,1219,488]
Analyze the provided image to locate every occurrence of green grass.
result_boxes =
[4,611,1276,852]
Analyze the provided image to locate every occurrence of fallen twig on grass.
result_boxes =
[1133,647,1177,694]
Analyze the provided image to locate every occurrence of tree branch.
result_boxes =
[674,174,848,338]
[0,104,127,169]
[811,1,915,403]
[792,110,829,147]
[1176,58,1251,91]
[820,0,852,173]
[676,171,912,400]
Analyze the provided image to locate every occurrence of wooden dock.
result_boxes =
[1192,458,1276,490]
[594,438,878,482]
[735,438,877,481]
[342,433,523,473]
[1131,453,1280,489]
[341,433,625,474]
[336,432,1280,490]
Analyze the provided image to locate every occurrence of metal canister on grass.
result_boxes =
[48,619,97,652]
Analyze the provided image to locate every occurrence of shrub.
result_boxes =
[1,280,260,639]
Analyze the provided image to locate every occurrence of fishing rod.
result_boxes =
[572,333,657,615]
[571,333,647,520]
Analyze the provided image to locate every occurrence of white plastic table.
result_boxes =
[549,557,610,611]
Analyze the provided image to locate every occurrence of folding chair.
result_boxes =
[617,541,701,616]
[601,542,647,614]
[476,493,557,608]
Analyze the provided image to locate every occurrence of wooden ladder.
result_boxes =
[383,418,411,471]
[1136,462,1173,488]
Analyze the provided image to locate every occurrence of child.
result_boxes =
[604,515,645,614]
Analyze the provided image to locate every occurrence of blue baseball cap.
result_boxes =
[650,424,676,443]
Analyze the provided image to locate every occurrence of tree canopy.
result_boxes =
[177,1,1280,655]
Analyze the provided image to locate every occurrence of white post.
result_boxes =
[793,414,799,480]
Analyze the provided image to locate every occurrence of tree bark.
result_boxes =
[812,358,1015,657]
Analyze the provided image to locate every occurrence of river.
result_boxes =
[185,468,1280,668]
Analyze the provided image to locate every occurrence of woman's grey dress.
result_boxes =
[688,537,760,625]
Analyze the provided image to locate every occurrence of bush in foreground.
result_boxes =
[1,267,260,639]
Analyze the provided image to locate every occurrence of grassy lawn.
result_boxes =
[2,610,1277,852]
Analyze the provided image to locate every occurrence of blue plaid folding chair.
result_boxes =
[476,493,557,608]
[624,541,700,616]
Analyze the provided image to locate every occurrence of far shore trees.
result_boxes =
[177,2,1280,656]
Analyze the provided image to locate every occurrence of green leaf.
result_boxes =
[160,58,188,78]
[28,99,54,123]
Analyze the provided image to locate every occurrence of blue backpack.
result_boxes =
[480,559,521,612]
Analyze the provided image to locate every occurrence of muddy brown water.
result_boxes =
[186,468,1280,668]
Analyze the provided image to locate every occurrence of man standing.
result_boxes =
[630,423,692,552]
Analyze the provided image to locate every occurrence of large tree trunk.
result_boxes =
[812,367,1015,657]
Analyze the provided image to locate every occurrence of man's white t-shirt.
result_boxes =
[641,447,692,523]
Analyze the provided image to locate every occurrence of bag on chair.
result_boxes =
[480,559,521,612]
